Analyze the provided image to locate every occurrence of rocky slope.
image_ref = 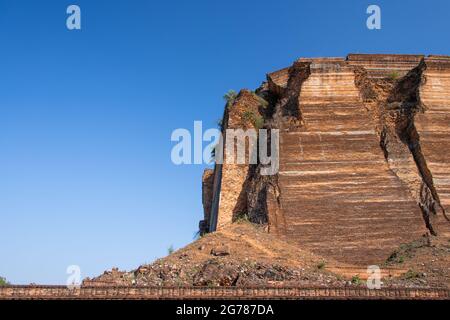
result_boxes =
[85,222,345,287]
[86,221,450,288]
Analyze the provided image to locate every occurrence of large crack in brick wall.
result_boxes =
[354,58,448,235]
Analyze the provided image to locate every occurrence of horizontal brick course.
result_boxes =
[0,286,449,300]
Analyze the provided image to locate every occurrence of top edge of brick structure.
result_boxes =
[266,54,450,76]
[297,57,346,63]
[347,53,425,62]
[427,54,450,59]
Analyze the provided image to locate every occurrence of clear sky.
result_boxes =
[0,0,449,284]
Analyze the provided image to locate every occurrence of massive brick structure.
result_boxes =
[202,54,450,266]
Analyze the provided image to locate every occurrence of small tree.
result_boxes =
[0,276,9,286]
[223,90,237,105]
[167,245,175,255]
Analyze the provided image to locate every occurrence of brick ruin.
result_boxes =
[200,54,450,266]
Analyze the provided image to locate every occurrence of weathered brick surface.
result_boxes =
[213,90,264,229]
[0,286,449,300]
[416,56,450,235]
[277,57,427,265]
[203,54,450,267]
[347,54,424,79]
[267,67,289,95]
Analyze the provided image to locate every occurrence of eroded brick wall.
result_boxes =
[203,90,266,231]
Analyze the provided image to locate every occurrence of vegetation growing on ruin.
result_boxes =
[387,70,400,80]
[253,115,264,129]
[234,212,250,223]
[351,275,362,285]
[223,90,237,106]
[385,238,428,265]
[403,269,422,280]
[242,110,264,129]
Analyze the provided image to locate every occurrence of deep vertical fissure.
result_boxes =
[246,61,311,231]
[354,61,447,235]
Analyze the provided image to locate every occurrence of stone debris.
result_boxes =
[210,245,230,256]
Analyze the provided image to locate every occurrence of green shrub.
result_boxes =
[0,277,9,286]
[317,261,326,270]
[253,115,264,129]
[167,245,175,255]
[403,269,422,279]
[387,71,400,80]
[234,213,250,223]
[242,110,264,129]
[242,110,255,123]
[351,275,362,285]
[223,90,237,105]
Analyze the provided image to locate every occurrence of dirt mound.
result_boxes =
[85,222,450,288]
[84,222,346,287]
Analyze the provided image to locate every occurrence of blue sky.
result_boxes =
[0,0,449,284]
